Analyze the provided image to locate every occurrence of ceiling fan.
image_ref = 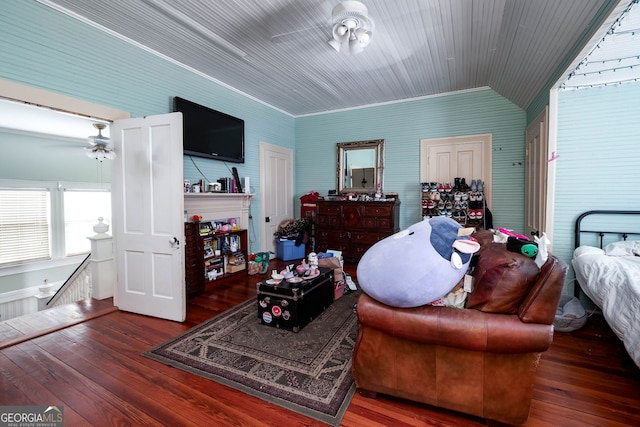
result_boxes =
[85,123,115,160]
[271,0,375,54]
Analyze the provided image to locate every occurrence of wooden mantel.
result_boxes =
[184,193,253,229]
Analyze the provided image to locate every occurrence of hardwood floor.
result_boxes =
[1,260,639,426]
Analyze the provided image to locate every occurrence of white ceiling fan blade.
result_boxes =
[270,24,327,43]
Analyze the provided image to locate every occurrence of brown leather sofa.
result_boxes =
[352,241,568,425]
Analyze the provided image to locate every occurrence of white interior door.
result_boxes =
[525,107,549,238]
[259,141,293,254]
[420,134,492,208]
[112,113,185,322]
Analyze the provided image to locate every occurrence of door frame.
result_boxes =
[420,134,492,209]
[525,106,550,240]
[259,141,294,253]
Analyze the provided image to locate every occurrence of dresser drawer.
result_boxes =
[364,205,392,217]
[351,231,390,245]
[363,217,392,229]
[316,215,341,227]
[317,204,342,215]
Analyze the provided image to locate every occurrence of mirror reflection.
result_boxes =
[336,139,384,194]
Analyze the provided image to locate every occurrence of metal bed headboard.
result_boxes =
[574,210,640,297]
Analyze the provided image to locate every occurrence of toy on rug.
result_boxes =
[357,216,481,308]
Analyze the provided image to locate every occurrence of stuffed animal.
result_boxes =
[357,216,481,308]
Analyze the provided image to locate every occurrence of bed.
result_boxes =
[572,210,640,368]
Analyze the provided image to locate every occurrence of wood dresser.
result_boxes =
[314,199,400,262]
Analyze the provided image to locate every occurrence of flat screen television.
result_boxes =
[174,96,244,163]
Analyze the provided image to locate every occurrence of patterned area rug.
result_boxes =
[143,291,360,426]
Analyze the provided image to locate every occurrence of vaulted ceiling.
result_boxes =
[35,0,630,116]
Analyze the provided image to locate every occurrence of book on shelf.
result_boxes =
[203,237,217,258]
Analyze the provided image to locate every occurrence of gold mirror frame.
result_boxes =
[336,139,384,194]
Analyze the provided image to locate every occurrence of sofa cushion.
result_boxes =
[466,243,540,313]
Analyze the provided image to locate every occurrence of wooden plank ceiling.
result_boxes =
[36,0,625,116]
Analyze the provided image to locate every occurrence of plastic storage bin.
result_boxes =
[277,239,306,261]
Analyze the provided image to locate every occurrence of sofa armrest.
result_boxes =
[357,293,553,353]
[518,255,568,324]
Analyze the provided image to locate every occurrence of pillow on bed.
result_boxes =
[604,240,640,257]
[573,245,605,258]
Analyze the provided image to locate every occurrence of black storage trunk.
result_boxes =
[256,267,334,332]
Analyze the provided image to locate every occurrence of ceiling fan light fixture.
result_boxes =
[327,1,374,54]
[86,123,115,160]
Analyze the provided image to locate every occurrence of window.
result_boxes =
[0,180,111,268]
[64,190,111,255]
[0,189,50,264]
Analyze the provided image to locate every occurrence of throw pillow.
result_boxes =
[466,242,540,313]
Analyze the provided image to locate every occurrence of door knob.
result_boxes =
[170,237,180,247]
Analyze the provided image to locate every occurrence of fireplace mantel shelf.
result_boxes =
[184,193,253,230]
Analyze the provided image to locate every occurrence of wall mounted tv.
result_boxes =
[174,96,245,163]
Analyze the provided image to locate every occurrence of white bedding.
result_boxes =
[572,245,640,368]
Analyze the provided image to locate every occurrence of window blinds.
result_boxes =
[0,189,50,265]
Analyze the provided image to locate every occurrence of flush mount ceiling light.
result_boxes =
[328,1,374,54]
[85,123,115,161]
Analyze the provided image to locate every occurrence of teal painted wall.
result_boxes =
[0,1,294,291]
[0,129,108,181]
[296,89,527,231]
[553,82,640,295]
[0,1,295,254]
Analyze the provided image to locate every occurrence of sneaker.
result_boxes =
[476,209,484,219]
[445,183,452,193]
[471,179,478,192]
[477,180,484,192]
[469,209,476,219]
[470,192,477,201]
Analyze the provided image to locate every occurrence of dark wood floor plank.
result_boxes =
[1,259,639,426]
[1,341,153,426]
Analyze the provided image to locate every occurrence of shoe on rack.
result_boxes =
[470,179,478,192]
[469,209,477,219]
[476,192,483,201]
[476,209,484,220]
[454,177,461,191]
[460,178,468,191]
[445,183,452,193]
[477,180,484,192]
[470,192,477,201]
[438,183,445,192]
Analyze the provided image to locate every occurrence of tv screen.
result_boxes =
[174,97,244,163]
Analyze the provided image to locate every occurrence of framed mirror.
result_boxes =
[336,139,384,194]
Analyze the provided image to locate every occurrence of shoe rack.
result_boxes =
[421,178,485,229]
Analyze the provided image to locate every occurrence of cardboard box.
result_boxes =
[226,263,246,273]
[277,239,306,261]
